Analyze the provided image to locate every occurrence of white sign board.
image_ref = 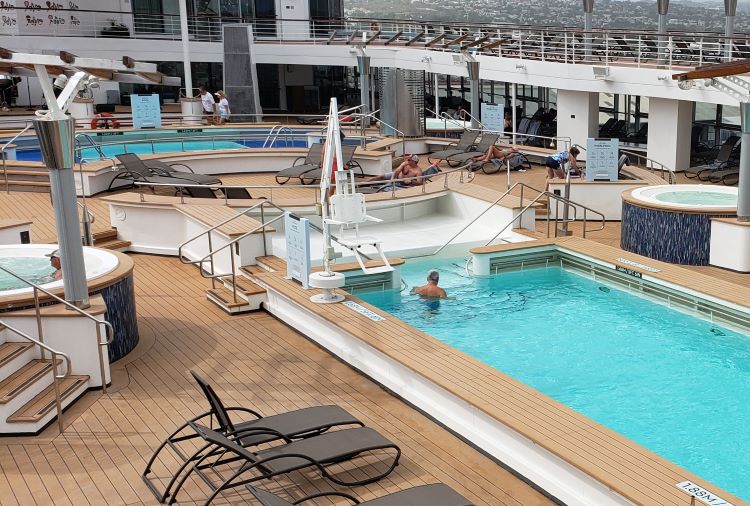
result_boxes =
[131,94,162,129]
[285,212,311,289]
[342,301,385,321]
[676,481,735,506]
[585,137,619,181]
[481,103,504,133]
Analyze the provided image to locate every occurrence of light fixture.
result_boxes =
[592,66,610,79]
[420,56,432,63]
[657,74,668,81]
[515,63,526,70]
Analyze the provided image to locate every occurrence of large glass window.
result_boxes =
[598,93,649,143]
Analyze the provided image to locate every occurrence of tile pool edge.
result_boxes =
[257,272,689,506]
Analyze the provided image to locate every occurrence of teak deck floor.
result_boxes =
[0,253,552,506]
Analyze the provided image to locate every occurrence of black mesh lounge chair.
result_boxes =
[684,135,740,179]
[297,145,363,185]
[707,167,740,185]
[427,130,479,164]
[245,483,474,506]
[142,370,364,502]
[168,422,401,504]
[275,143,325,185]
[478,152,531,174]
[115,153,221,185]
[445,134,500,167]
[223,187,253,199]
[179,185,218,198]
[108,160,214,192]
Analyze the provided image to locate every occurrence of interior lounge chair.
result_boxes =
[427,130,479,164]
[297,145,363,185]
[445,134,500,166]
[142,370,364,502]
[684,135,740,179]
[706,167,740,185]
[168,422,401,504]
[275,143,325,185]
[245,483,474,506]
[116,153,221,185]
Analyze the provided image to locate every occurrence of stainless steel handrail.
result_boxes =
[131,181,320,204]
[2,123,33,194]
[0,265,114,394]
[620,148,676,184]
[0,321,72,433]
[75,133,106,159]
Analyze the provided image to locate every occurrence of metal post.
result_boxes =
[179,0,193,98]
[559,170,573,236]
[725,0,737,61]
[52,355,63,433]
[434,73,440,117]
[657,0,669,66]
[33,287,44,360]
[96,325,107,393]
[511,84,517,144]
[738,103,750,221]
[35,117,89,308]
[467,60,480,129]
[357,54,371,128]
[583,0,593,62]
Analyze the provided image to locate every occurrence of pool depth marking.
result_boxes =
[615,257,661,273]
[343,301,385,321]
[676,482,735,506]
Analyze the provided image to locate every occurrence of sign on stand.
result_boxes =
[285,212,311,289]
[131,94,162,129]
[585,137,619,181]
[481,103,504,133]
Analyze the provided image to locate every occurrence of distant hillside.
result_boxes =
[344,0,750,33]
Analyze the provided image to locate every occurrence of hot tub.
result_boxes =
[621,185,737,265]
[0,244,138,361]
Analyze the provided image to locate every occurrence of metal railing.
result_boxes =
[132,181,321,204]
[2,123,33,194]
[0,265,114,396]
[262,126,293,148]
[620,148,676,184]
[433,181,605,256]
[178,200,287,303]
[0,321,71,433]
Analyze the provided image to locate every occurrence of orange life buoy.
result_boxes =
[90,113,120,130]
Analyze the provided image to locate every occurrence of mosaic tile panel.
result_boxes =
[98,274,138,362]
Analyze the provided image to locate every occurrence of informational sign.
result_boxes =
[131,94,162,129]
[585,137,620,181]
[284,212,311,289]
[615,265,642,279]
[342,301,385,321]
[615,257,661,273]
[676,481,735,506]
[481,103,505,133]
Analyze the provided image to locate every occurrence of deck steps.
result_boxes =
[0,359,61,404]
[206,284,263,314]
[0,343,34,369]
[7,375,89,424]
[218,276,265,297]
[255,255,287,272]
[94,238,131,251]
[7,180,51,193]
[240,265,270,277]
[92,229,118,243]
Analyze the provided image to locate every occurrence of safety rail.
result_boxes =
[262,126,293,148]
[620,148,676,184]
[1,123,33,194]
[433,181,605,256]
[177,200,287,303]
[0,321,72,433]
[0,265,114,396]
[132,181,321,204]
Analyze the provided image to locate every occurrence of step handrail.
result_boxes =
[2,123,33,194]
[0,264,114,394]
[0,320,71,433]
[619,148,675,184]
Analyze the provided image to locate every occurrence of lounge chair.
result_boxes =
[245,483,474,506]
[445,134,500,166]
[275,143,325,185]
[168,422,401,504]
[297,145,363,185]
[115,153,221,186]
[180,185,218,198]
[142,370,364,502]
[684,135,740,179]
[223,187,253,199]
[478,152,531,174]
[707,167,740,185]
[427,130,479,164]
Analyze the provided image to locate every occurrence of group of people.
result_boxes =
[198,86,231,125]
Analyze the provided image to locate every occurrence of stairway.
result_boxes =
[2,164,52,193]
[0,325,90,434]
[92,228,131,251]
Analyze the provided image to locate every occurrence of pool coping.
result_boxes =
[255,241,749,506]
[622,188,739,215]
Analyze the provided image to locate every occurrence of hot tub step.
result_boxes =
[92,229,119,243]
[95,239,131,251]
[206,286,260,314]
[0,343,34,370]
[0,359,61,404]
[7,375,89,424]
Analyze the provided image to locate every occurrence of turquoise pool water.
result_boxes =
[654,190,737,206]
[358,257,750,500]
[0,257,55,290]
[79,140,247,160]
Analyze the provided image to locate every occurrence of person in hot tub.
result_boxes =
[412,269,447,298]
[45,249,62,281]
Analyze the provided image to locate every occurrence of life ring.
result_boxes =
[90,113,120,130]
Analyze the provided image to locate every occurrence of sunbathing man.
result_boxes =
[412,270,447,298]
[369,154,423,186]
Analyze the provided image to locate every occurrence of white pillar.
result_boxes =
[647,97,692,172]
[179,0,193,98]
[556,89,598,159]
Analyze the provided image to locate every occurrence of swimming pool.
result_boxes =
[357,256,750,501]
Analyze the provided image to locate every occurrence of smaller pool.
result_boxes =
[0,257,54,290]
[631,184,738,210]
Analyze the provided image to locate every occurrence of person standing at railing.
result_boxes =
[199,86,216,125]
[215,91,230,125]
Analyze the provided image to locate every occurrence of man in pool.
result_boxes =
[412,269,447,298]
[46,249,62,280]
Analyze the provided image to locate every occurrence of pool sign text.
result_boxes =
[615,257,661,273]
[343,301,385,321]
[676,481,735,506]
[615,265,642,279]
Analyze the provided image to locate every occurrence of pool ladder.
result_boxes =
[263,126,293,148]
